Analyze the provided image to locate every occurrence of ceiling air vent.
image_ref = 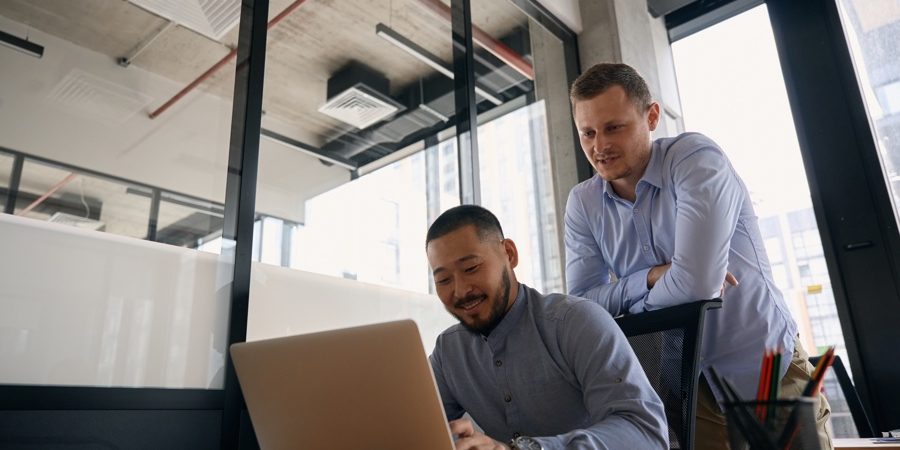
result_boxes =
[48,212,106,231]
[318,61,404,130]
[128,0,240,41]
[47,69,154,123]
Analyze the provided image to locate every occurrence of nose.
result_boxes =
[593,137,610,155]
[453,276,472,299]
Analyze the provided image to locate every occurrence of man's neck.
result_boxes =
[609,180,637,202]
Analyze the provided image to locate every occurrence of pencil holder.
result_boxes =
[723,398,820,450]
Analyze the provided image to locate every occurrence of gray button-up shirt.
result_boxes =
[429,284,668,449]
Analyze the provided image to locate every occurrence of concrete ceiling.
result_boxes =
[0,0,528,148]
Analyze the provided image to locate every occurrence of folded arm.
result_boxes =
[564,189,651,317]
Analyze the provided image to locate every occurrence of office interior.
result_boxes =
[0,0,898,448]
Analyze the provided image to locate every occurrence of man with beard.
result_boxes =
[426,205,667,450]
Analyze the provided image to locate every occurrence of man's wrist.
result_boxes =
[509,435,543,450]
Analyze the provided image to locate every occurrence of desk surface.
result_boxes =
[834,438,900,449]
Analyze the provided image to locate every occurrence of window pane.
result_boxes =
[0,3,236,388]
[13,160,151,238]
[470,0,571,294]
[248,0,461,349]
[155,192,224,248]
[672,4,854,436]
[0,152,13,212]
[478,101,562,293]
[835,0,900,226]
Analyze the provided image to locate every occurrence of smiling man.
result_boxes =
[563,63,832,449]
[426,204,667,450]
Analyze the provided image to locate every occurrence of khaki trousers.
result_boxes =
[694,337,833,450]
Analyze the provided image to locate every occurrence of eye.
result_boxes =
[464,265,479,273]
[606,124,624,132]
[435,277,451,286]
[581,130,595,138]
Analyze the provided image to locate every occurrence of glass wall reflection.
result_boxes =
[0,1,238,388]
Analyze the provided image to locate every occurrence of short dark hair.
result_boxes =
[426,205,504,247]
[569,63,652,111]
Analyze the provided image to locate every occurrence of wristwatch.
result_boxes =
[509,436,542,450]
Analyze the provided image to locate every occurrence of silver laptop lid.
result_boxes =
[230,319,454,450]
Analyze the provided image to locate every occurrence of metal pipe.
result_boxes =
[119,21,175,67]
[148,0,309,119]
[17,172,78,216]
[419,0,535,80]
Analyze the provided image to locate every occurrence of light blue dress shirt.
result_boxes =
[564,132,798,403]
[430,283,668,450]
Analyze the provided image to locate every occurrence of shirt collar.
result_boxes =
[483,283,526,345]
[600,140,664,200]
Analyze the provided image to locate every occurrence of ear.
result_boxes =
[647,102,661,131]
[502,238,519,269]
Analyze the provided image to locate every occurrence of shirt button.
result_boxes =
[495,360,502,367]
[642,245,650,251]
[615,377,623,383]
[504,395,512,403]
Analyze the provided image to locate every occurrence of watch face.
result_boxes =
[512,436,542,450]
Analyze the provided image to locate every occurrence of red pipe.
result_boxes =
[17,172,79,216]
[149,0,309,119]
[419,0,535,81]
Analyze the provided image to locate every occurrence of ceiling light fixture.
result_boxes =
[375,23,502,106]
[0,29,44,58]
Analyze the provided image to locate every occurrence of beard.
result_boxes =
[452,270,512,336]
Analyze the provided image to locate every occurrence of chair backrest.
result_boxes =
[809,354,875,438]
[615,299,722,450]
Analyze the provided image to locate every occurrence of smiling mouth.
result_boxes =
[596,155,618,166]
[456,296,485,312]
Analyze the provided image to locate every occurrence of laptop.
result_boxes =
[230,320,455,450]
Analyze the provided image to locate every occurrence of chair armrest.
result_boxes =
[614,299,722,336]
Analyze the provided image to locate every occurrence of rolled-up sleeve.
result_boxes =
[532,302,668,449]
[565,186,650,316]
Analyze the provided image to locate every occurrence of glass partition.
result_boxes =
[13,159,151,239]
[247,0,466,348]
[0,1,238,388]
[0,152,13,212]
[471,0,570,294]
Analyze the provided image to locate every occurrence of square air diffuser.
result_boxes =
[128,0,240,41]
[318,61,404,130]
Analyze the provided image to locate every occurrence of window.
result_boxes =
[672,4,854,436]
[835,0,900,225]
[0,4,236,388]
[478,101,563,293]
[11,159,151,239]
[0,152,13,212]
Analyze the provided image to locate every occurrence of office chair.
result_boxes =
[615,299,722,450]
[808,354,876,438]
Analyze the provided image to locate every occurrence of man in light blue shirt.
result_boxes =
[564,63,831,449]
[427,205,668,450]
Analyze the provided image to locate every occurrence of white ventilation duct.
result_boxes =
[48,212,106,231]
[128,0,240,41]
[317,61,404,130]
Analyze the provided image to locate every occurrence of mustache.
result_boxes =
[454,294,486,309]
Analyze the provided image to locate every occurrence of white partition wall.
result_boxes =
[0,214,230,388]
[0,213,455,388]
[248,264,455,352]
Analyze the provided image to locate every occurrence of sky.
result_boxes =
[671,5,813,217]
